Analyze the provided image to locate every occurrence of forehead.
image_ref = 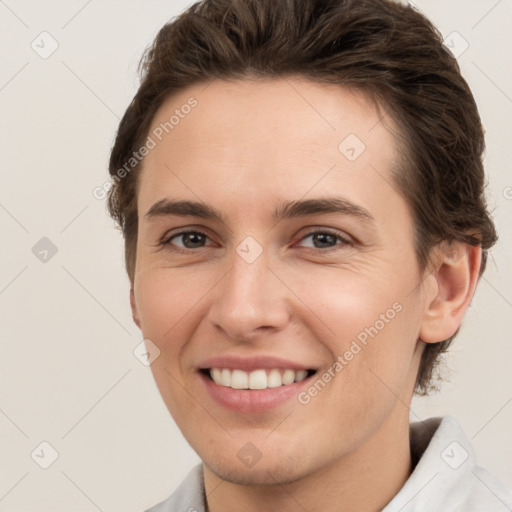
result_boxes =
[138,77,402,217]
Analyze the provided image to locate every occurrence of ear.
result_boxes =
[130,288,141,329]
[419,242,482,344]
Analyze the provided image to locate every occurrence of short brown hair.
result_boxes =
[107,0,497,395]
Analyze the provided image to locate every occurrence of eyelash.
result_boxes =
[158,228,352,254]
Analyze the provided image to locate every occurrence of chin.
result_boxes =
[203,451,312,486]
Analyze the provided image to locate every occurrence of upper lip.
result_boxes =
[197,355,317,372]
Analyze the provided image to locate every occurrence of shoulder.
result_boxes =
[384,415,512,511]
[456,464,512,511]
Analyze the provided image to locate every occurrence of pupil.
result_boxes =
[314,233,336,248]
[184,233,204,248]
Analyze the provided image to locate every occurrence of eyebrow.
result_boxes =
[145,197,376,224]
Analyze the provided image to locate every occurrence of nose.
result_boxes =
[206,249,291,342]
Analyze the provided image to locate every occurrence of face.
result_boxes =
[131,77,428,485]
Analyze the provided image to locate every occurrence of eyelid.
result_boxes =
[158,226,353,254]
[160,228,214,247]
[293,227,353,249]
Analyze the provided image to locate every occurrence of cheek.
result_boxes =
[134,268,210,361]
[136,261,209,316]
[133,270,208,421]
[283,262,404,340]
[288,263,422,390]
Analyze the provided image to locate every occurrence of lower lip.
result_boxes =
[199,372,313,413]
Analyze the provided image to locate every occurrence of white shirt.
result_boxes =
[144,415,512,511]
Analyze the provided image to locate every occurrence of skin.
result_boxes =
[130,77,481,512]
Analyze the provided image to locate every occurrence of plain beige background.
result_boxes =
[0,0,511,510]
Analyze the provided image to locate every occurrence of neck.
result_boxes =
[204,407,413,512]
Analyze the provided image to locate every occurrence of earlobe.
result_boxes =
[419,242,482,344]
[130,288,141,329]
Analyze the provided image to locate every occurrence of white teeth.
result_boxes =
[208,368,311,389]
[267,369,282,388]
[220,368,231,387]
[282,369,295,385]
[231,369,248,389]
[248,369,267,389]
[295,370,308,382]
[212,368,222,383]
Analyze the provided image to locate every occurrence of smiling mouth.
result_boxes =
[200,368,317,390]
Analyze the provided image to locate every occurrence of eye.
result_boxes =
[158,228,351,253]
[161,230,212,250]
[296,230,351,250]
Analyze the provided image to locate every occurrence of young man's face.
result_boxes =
[131,78,428,484]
